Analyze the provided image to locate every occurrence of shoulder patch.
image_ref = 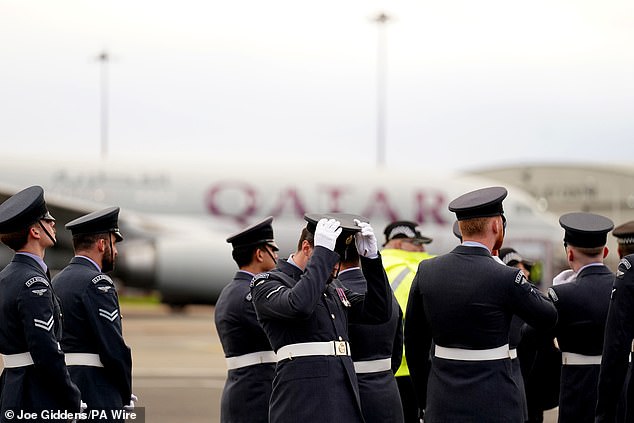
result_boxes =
[547,287,559,302]
[617,258,632,278]
[97,285,114,293]
[25,276,49,287]
[92,274,114,285]
[250,272,270,288]
[31,288,48,296]
[514,270,525,285]
[245,292,252,302]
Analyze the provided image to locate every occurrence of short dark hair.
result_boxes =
[569,244,604,258]
[340,243,360,266]
[73,232,110,252]
[620,243,634,257]
[297,227,314,250]
[231,243,269,268]
[0,227,31,251]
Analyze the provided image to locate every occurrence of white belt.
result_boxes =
[562,352,602,365]
[277,341,351,361]
[435,344,514,361]
[354,357,392,373]
[65,353,104,367]
[2,352,35,368]
[225,351,276,370]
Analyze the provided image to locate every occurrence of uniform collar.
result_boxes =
[16,252,47,273]
[75,255,101,271]
[462,241,491,253]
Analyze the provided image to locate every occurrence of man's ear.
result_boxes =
[97,238,107,253]
[253,247,264,263]
[491,218,500,235]
[301,240,312,256]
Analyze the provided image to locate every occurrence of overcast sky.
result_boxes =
[2,0,633,171]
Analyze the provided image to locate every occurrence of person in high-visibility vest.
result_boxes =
[381,221,435,423]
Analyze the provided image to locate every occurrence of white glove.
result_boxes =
[552,269,576,286]
[354,219,378,258]
[80,400,87,412]
[124,394,138,411]
[314,218,342,251]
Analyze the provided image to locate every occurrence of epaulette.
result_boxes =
[250,272,270,288]
[92,274,115,285]
[547,287,558,302]
[25,276,49,287]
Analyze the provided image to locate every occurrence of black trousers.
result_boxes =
[396,375,421,423]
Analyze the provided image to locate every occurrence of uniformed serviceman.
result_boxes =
[404,186,557,423]
[337,242,404,423]
[0,186,82,421]
[381,220,434,423]
[214,217,278,423]
[595,221,634,423]
[250,213,392,423]
[547,212,614,423]
[612,220,634,258]
[52,207,133,419]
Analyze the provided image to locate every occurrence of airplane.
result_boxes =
[0,155,566,307]
[468,162,634,271]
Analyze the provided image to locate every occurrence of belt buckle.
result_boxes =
[334,341,348,356]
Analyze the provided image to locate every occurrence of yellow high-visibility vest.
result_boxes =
[381,248,435,377]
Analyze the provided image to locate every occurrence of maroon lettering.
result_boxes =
[205,182,258,225]
[414,191,448,224]
[268,188,307,219]
[319,186,349,212]
[361,190,399,222]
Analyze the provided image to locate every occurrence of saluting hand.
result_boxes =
[314,218,342,251]
[354,219,378,258]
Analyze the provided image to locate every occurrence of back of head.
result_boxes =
[613,221,634,258]
[449,187,507,239]
[560,212,613,262]
[560,212,613,254]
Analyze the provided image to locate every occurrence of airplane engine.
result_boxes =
[116,234,234,306]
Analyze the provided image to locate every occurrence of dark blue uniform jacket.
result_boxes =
[338,267,404,423]
[250,247,392,423]
[0,254,81,421]
[214,270,275,423]
[549,264,613,423]
[405,245,557,423]
[52,257,132,412]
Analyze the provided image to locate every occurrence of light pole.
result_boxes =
[97,51,109,159]
[373,12,390,168]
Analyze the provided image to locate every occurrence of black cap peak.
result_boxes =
[66,206,123,241]
[448,187,507,221]
[0,186,55,233]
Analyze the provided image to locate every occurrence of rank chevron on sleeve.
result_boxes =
[33,316,54,331]
[98,308,119,322]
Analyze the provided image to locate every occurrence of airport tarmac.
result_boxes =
[2,303,560,422]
